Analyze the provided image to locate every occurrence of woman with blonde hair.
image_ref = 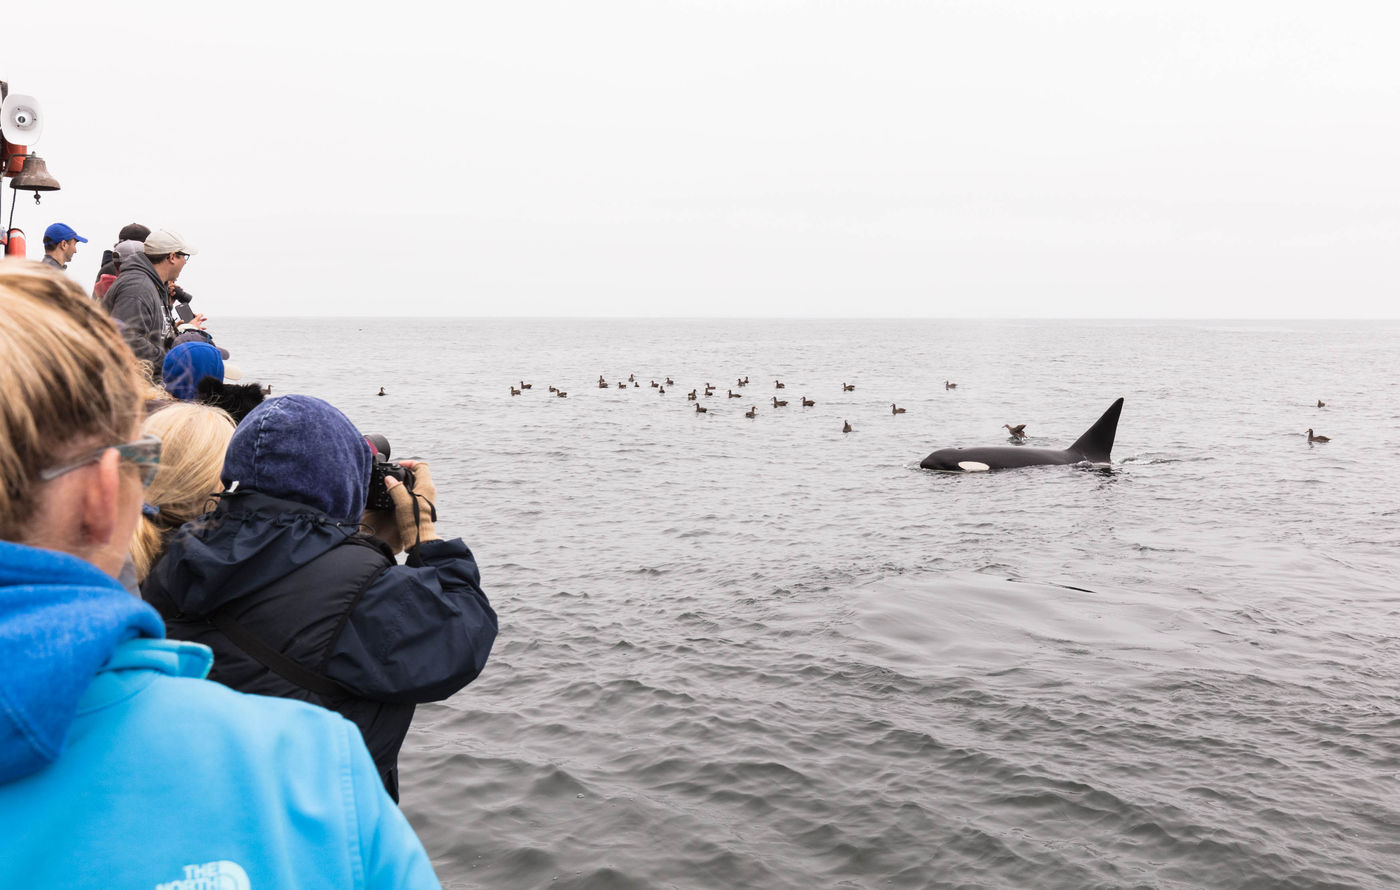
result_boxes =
[129,402,236,582]
[0,261,439,887]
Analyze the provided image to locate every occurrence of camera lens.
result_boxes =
[365,434,391,460]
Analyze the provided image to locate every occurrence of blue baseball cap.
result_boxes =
[43,222,87,243]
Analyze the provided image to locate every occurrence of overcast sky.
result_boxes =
[6,1,1397,317]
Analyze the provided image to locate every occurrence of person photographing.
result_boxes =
[101,228,197,376]
[141,395,497,802]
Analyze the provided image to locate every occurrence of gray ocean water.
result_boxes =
[217,317,1399,889]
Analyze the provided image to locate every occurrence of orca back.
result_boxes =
[1067,398,1124,463]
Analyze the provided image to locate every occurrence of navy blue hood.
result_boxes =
[221,395,371,522]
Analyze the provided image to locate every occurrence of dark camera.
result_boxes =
[172,285,194,304]
[364,434,415,512]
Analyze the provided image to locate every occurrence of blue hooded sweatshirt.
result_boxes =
[0,540,441,888]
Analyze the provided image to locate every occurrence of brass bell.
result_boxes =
[9,153,59,191]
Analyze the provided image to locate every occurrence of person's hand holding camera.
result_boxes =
[383,460,439,551]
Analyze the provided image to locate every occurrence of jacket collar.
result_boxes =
[77,638,214,714]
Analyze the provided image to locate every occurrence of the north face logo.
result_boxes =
[154,860,251,890]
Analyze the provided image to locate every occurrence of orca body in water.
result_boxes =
[919,398,1124,473]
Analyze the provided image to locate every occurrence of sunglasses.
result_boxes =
[39,435,163,488]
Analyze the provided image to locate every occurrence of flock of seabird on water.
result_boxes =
[500,374,996,437]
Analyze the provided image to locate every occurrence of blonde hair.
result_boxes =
[130,403,235,581]
[0,260,144,540]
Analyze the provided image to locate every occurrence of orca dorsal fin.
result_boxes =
[1068,397,1124,463]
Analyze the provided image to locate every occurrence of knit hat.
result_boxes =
[221,395,371,521]
[161,342,225,402]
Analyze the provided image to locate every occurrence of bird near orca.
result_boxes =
[920,398,1124,473]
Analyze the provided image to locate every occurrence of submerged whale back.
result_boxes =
[918,397,1124,472]
[1067,397,1123,463]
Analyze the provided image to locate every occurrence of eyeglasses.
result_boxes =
[38,435,163,488]
[175,252,191,259]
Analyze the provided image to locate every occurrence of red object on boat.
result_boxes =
[1,140,27,177]
[4,228,26,258]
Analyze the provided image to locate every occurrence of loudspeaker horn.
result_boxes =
[0,94,43,146]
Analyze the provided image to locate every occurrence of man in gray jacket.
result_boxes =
[41,222,88,271]
[101,229,197,377]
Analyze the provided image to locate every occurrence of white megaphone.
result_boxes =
[0,94,43,146]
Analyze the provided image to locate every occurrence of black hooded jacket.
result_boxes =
[141,490,498,800]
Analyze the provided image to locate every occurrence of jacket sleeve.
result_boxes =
[106,282,165,366]
[325,537,498,703]
[344,719,443,888]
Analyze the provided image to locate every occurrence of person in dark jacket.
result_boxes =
[141,395,497,801]
[94,222,151,283]
[92,239,147,301]
[101,228,196,375]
